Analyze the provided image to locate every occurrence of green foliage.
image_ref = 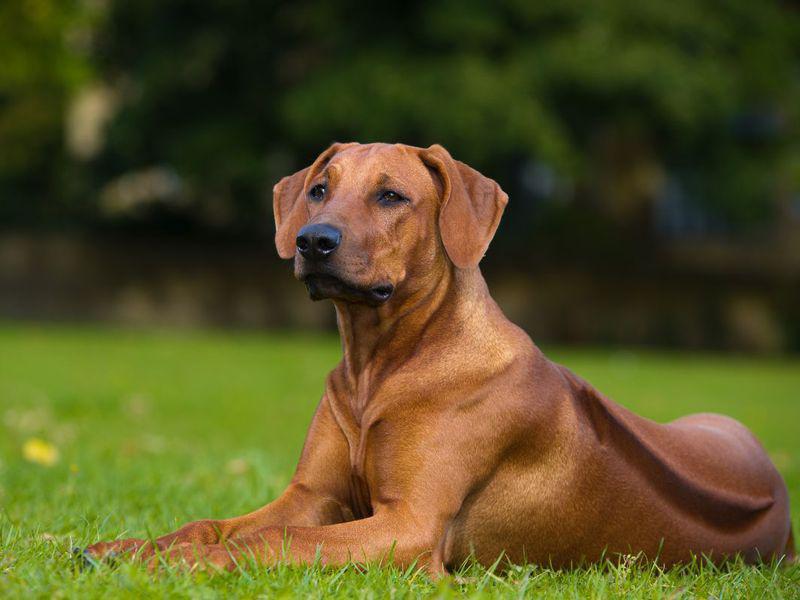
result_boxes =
[1,0,798,233]
[0,0,94,218]
[0,325,799,596]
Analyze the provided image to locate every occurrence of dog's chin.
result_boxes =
[302,273,394,306]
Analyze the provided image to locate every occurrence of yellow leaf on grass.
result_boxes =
[22,438,59,466]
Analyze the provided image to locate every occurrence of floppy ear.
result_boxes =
[272,142,357,259]
[272,166,310,259]
[421,144,508,269]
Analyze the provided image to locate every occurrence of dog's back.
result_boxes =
[558,365,793,564]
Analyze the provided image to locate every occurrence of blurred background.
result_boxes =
[2,0,799,353]
[2,4,800,590]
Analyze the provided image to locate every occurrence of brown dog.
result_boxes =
[87,142,794,572]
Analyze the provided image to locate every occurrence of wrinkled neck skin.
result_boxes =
[332,260,495,418]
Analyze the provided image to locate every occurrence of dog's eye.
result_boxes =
[308,184,326,201]
[379,190,406,204]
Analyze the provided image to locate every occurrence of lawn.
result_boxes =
[0,324,798,598]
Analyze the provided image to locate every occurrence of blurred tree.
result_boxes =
[0,0,97,225]
[1,0,798,245]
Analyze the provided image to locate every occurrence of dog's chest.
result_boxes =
[328,397,376,518]
[327,378,393,518]
[345,418,376,519]
[348,471,373,519]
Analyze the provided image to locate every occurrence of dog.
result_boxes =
[86,142,794,572]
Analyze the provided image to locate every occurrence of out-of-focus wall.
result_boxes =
[2,233,797,353]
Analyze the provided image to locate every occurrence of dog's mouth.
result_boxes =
[302,273,394,306]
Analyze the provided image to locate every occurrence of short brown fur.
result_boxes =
[88,142,794,572]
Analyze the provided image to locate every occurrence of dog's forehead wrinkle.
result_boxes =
[332,144,431,184]
[366,144,390,160]
[325,163,342,181]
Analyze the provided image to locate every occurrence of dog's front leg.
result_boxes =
[84,482,347,562]
[145,506,444,574]
[84,396,353,563]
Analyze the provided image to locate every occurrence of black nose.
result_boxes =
[296,223,342,260]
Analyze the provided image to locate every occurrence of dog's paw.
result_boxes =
[80,538,148,566]
[72,546,103,570]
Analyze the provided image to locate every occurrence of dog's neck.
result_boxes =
[332,266,496,417]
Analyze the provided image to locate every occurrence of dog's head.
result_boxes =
[273,142,507,305]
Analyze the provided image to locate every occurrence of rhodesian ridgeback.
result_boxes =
[86,142,794,572]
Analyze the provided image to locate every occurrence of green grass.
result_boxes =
[0,324,798,598]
